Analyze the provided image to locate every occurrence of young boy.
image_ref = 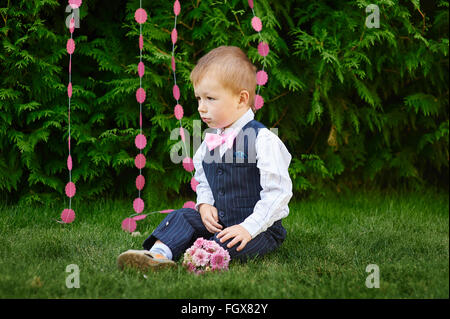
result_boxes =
[117,46,293,271]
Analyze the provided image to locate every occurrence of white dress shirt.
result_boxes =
[193,108,293,238]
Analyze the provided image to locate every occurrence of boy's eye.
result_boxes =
[196,96,214,101]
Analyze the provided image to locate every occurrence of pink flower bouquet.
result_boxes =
[182,238,231,274]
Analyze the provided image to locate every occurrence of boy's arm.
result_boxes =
[193,140,215,212]
[239,129,293,238]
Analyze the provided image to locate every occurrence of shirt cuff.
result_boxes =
[239,217,262,239]
[195,198,215,212]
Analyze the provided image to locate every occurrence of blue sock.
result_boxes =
[149,242,173,260]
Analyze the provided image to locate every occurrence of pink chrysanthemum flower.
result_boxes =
[193,237,205,248]
[192,248,208,267]
[210,251,225,269]
[186,246,197,256]
[203,240,220,253]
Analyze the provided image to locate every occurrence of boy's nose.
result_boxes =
[198,101,207,114]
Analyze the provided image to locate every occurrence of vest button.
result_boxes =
[217,169,223,175]
[219,211,225,217]
[219,190,224,196]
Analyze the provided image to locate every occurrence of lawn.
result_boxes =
[0,189,448,298]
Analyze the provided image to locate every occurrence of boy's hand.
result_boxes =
[217,225,251,252]
[199,203,223,234]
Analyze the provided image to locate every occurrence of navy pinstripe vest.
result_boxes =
[202,119,285,238]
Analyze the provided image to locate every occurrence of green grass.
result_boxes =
[0,189,448,298]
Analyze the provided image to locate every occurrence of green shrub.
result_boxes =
[0,0,448,204]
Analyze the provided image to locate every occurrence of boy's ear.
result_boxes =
[238,90,250,108]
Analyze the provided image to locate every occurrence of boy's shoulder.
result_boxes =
[243,119,266,131]
[254,124,292,160]
[241,119,288,148]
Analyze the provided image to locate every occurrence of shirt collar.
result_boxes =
[217,108,254,136]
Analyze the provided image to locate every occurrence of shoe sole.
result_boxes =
[117,251,177,272]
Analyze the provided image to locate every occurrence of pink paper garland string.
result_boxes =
[128,0,148,231]
[122,1,197,233]
[249,0,269,110]
[170,0,198,206]
[60,0,82,224]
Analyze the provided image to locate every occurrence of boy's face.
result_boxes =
[194,70,249,130]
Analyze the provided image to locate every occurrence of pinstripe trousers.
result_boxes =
[142,208,285,261]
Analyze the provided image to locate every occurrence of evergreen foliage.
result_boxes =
[0,0,448,204]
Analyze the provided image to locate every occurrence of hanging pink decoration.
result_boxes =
[256,70,268,85]
[180,127,185,142]
[136,88,146,104]
[251,16,262,32]
[123,3,149,233]
[257,42,270,57]
[174,104,184,120]
[171,56,176,71]
[69,0,82,9]
[66,39,75,54]
[135,154,146,169]
[138,62,145,78]
[60,1,83,225]
[67,83,72,98]
[248,1,270,110]
[171,28,178,44]
[254,94,264,110]
[183,201,196,209]
[174,0,181,16]
[139,35,144,51]
[123,0,193,228]
[61,209,75,223]
[191,177,199,192]
[67,155,73,171]
[69,18,75,34]
[135,134,147,149]
[134,8,148,24]
[122,218,137,233]
[182,157,195,172]
[173,84,180,101]
[169,1,195,215]
[132,214,147,221]
[133,198,145,214]
[136,175,145,190]
[65,182,76,198]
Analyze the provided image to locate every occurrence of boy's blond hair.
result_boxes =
[190,46,257,113]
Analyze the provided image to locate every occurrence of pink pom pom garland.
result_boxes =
[69,0,82,9]
[249,0,269,110]
[134,1,147,197]
[170,0,198,210]
[60,1,82,224]
[61,208,75,224]
[122,0,149,232]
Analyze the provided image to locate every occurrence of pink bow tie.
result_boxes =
[205,129,239,151]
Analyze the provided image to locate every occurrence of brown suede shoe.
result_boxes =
[117,250,176,272]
